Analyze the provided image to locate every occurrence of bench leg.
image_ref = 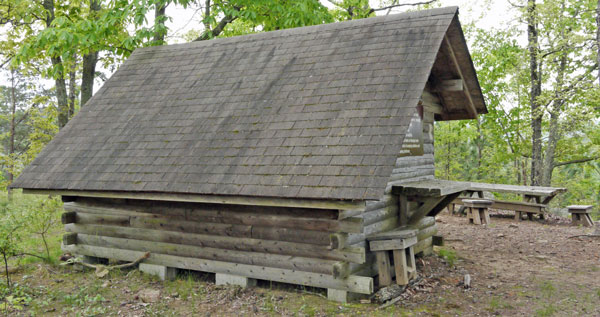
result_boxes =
[406,247,417,279]
[375,251,392,287]
[582,214,594,227]
[472,209,482,225]
[572,214,580,226]
[514,211,522,221]
[527,212,533,221]
[481,208,490,225]
[392,249,409,286]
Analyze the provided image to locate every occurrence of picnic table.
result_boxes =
[450,182,567,221]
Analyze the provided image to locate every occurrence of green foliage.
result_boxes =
[437,248,457,267]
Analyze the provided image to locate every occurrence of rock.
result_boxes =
[509,224,519,228]
[496,234,505,238]
[138,289,161,303]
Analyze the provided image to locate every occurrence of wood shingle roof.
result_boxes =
[13,7,470,201]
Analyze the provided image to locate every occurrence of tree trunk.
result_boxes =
[542,28,568,187]
[81,0,100,106]
[597,0,600,85]
[153,2,167,45]
[44,0,69,129]
[68,69,76,118]
[528,0,543,186]
[476,116,483,179]
[7,70,16,199]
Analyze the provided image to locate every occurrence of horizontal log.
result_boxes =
[63,244,373,294]
[362,205,397,226]
[76,213,130,226]
[407,217,435,230]
[66,224,365,263]
[416,225,438,242]
[389,170,434,182]
[61,211,76,224]
[365,196,394,212]
[77,234,337,275]
[68,201,361,234]
[414,236,433,255]
[63,233,77,245]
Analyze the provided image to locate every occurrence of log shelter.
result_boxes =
[11,7,488,302]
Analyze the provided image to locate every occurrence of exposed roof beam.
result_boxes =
[431,79,463,92]
[442,35,477,118]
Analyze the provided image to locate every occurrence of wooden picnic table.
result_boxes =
[452,182,567,221]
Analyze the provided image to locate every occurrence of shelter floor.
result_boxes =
[4,211,600,316]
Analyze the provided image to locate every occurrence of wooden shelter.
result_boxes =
[12,7,486,301]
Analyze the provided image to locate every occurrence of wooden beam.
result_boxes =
[408,197,444,224]
[443,35,477,118]
[66,223,366,263]
[62,244,374,294]
[432,79,463,92]
[23,189,365,211]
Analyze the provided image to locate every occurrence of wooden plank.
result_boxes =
[369,237,417,252]
[427,192,463,217]
[24,189,366,211]
[76,213,130,226]
[76,234,337,275]
[432,79,463,92]
[416,225,438,242]
[62,244,374,294]
[392,179,470,197]
[375,251,392,287]
[407,216,435,231]
[367,228,417,241]
[65,223,365,263]
[408,197,444,224]
[392,250,409,285]
[468,182,566,196]
[442,35,477,118]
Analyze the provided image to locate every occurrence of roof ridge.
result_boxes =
[135,6,458,54]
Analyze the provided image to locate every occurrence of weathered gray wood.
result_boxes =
[62,244,374,294]
[389,170,434,182]
[362,216,398,237]
[76,234,338,275]
[27,189,366,210]
[392,179,470,197]
[362,205,397,226]
[367,228,417,241]
[68,201,362,233]
[76,213,130,226]
[567,205,593,213]
[408,197,444,224]
[65,223,365,263]
[369,237,417,252]
[468,182,566,196]
[365,196,394,211]
[414,237,433,255]
[442,35,477,118]
[61,211,77,224]
[407,216,435,230]
[392,249,408,285]
[62,233,77,245]
[432,79,463,92]
[416,225,438,242]
[338,208,363,220]
[332,262,350,279]
[375,251,392,287]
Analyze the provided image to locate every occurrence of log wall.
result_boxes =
[61,197,373,294]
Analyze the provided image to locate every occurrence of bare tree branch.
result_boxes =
[554,156,600,167]
[369,0,438,13]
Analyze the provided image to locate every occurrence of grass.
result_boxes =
[437,247,458,267]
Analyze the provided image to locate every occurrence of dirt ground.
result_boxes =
[2,210,600,316]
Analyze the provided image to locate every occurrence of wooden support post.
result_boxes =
[392,249,408,285]
[568,205,595,227]
[375,251,392,287]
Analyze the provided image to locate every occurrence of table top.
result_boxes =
[467,182,567,197]
[391,179,471,196]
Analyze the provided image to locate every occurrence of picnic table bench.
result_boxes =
[449,182,567,221]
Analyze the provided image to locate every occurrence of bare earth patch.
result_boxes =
[2,211,599,316]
